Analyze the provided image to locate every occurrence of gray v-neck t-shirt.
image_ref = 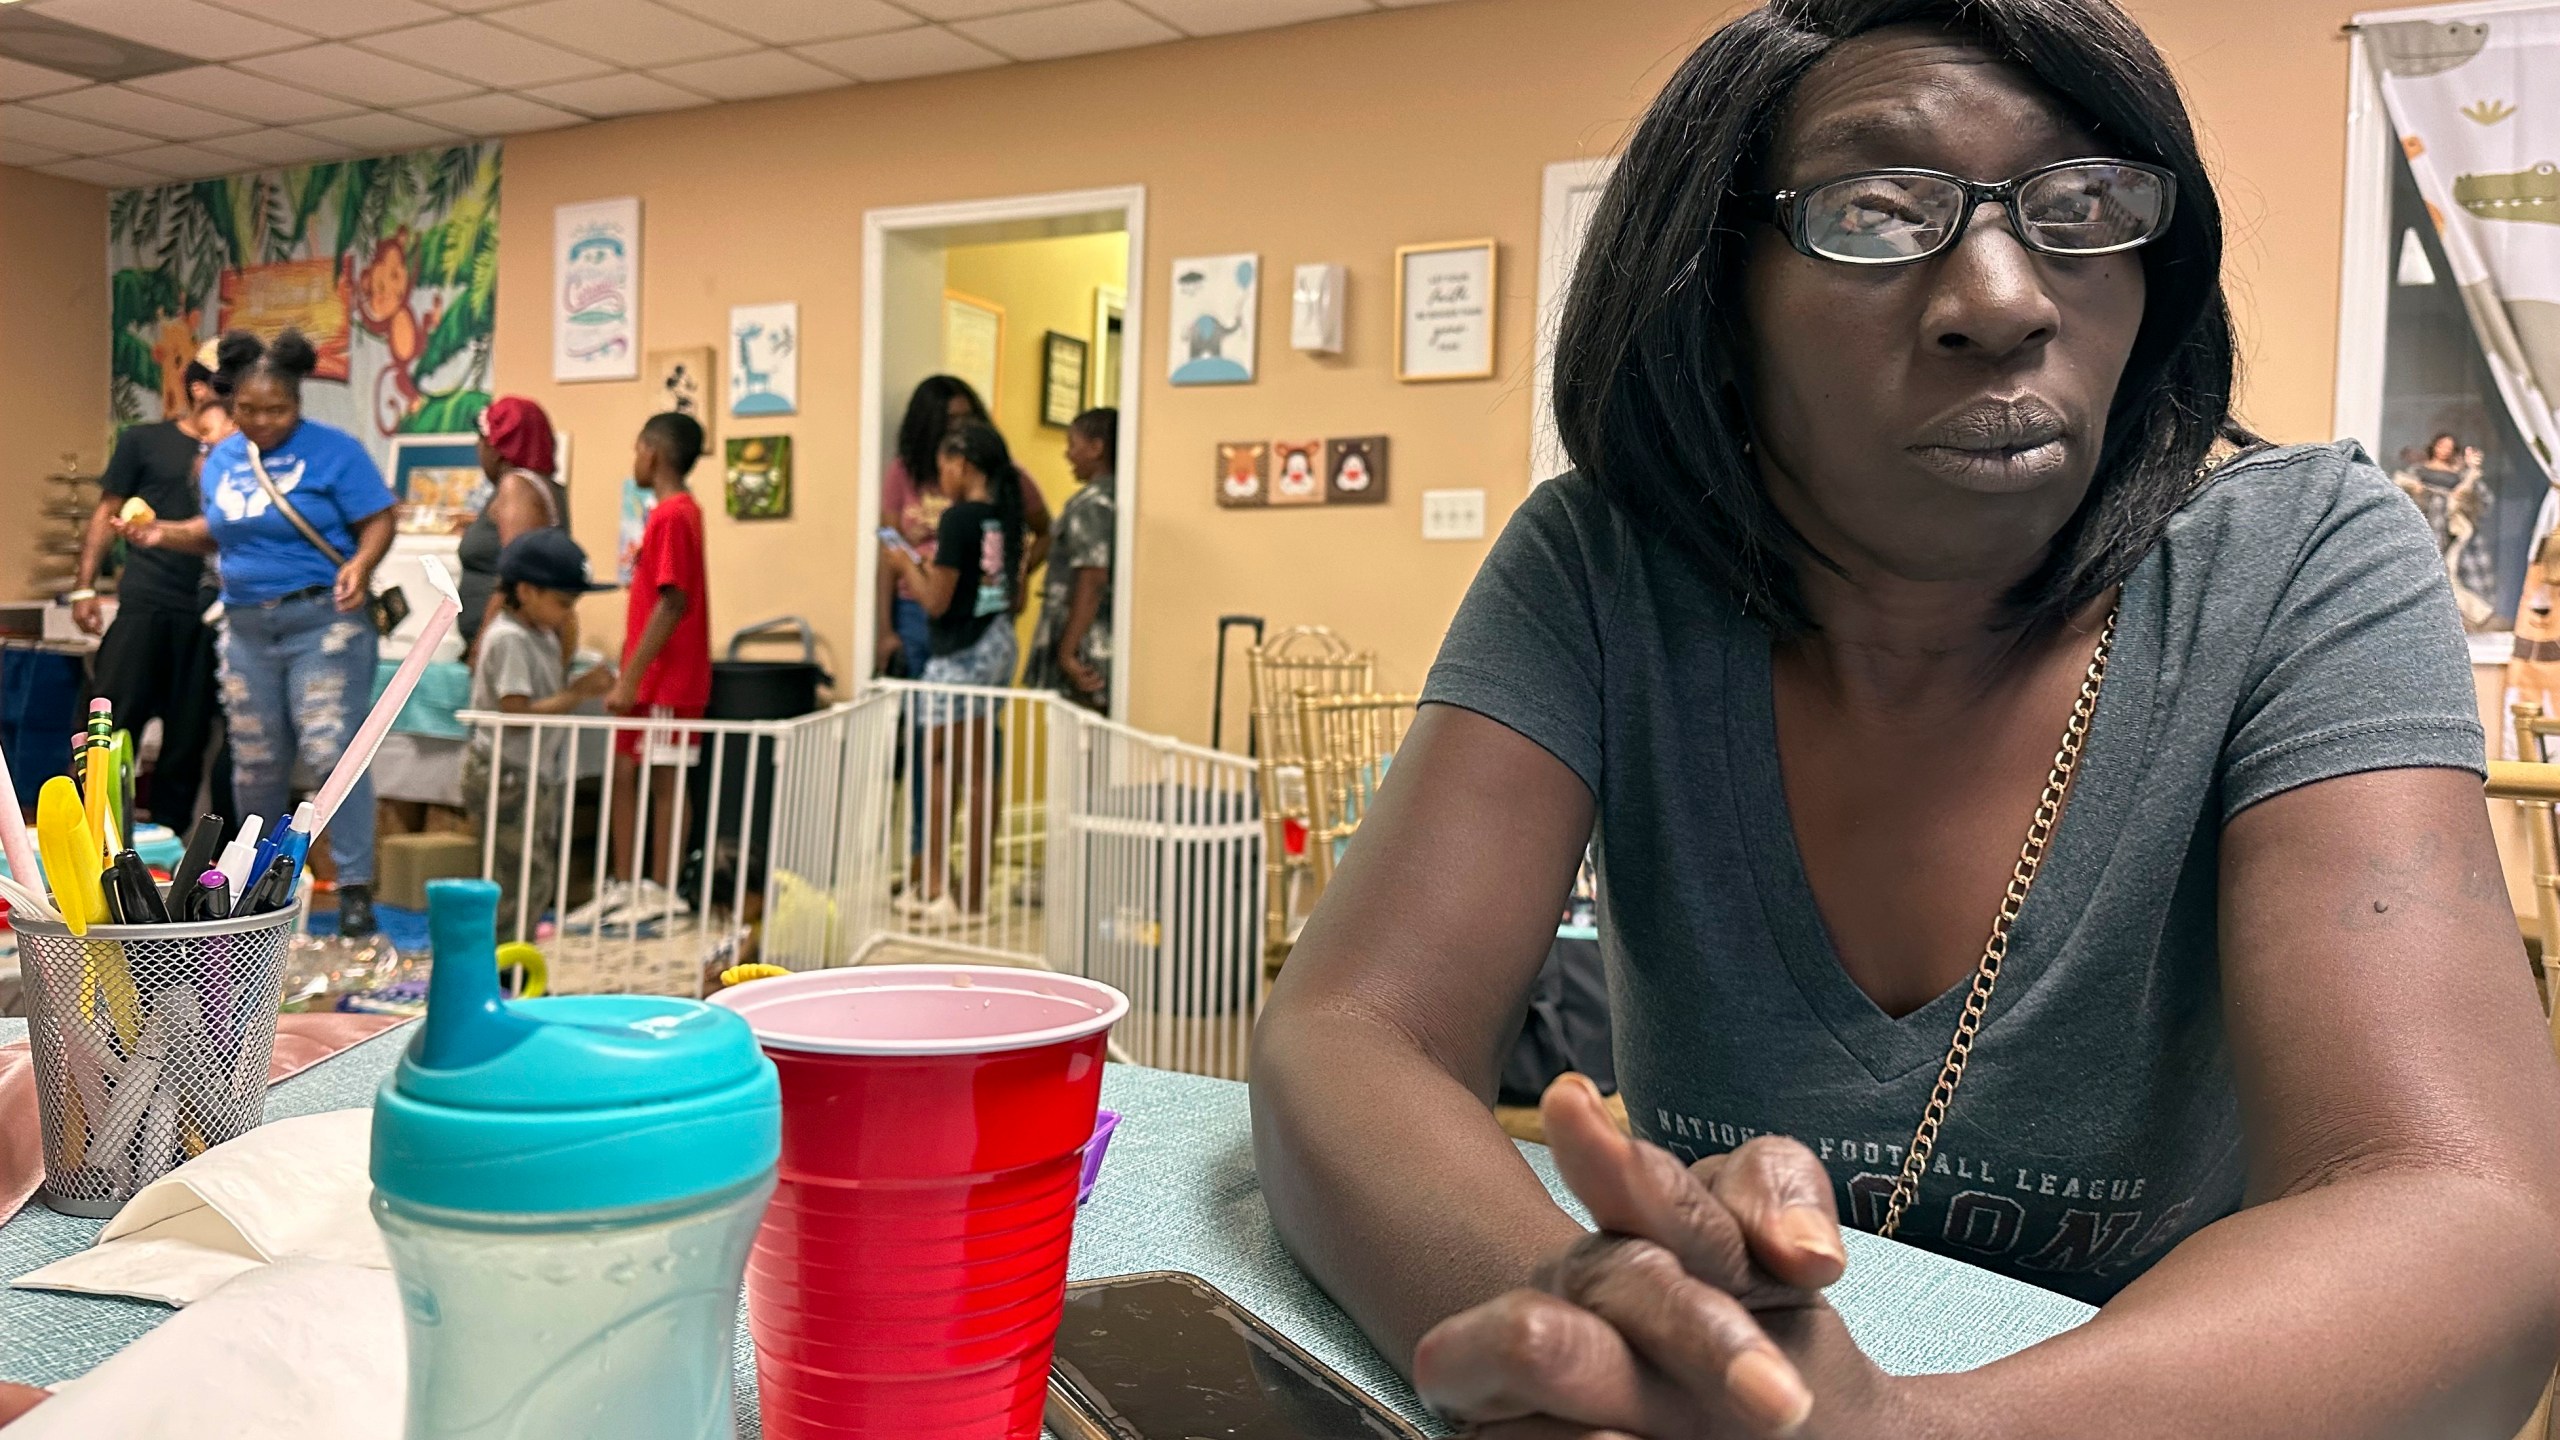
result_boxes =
[1422,441,2485,1304]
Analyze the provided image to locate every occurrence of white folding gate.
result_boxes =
[461,682,1266,1076]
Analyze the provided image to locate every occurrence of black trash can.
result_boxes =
[687,618,832,902]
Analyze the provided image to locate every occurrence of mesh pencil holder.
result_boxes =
[14,899,299,1218]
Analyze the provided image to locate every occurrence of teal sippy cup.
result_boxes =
[371,879,779,1440]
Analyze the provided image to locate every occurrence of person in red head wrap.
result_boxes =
[460,396,571,652]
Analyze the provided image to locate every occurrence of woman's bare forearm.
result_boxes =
[1253,1002,1587,1372]
[1904,1169,2558,1438]
[1252,706,1598,1372]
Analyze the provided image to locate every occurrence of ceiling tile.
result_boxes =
[359,17,612,87]
[896,0,1071,18]
[525,70,704,116]
[29,0,311,63]
[655,0,914,45]
[954,1,1179,60]
[0,137,70,167]
[38,156,166,187]
[650,49,845,100]
[201,128,352,166]
[0,102,149,155]
[127,65,364,124]
[796,26,1004,82]
[211,0,445,39]
[294,111,460,152]
[406,91,584,134]
[115,140,249,178]
[236,43,482,105]
[1129,0,1370,35]
[22,84,255,140]
[0,56,85,101]
[492,0,758,68]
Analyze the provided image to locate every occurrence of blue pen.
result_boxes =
[275,801,319,885]
[249,833,280,892]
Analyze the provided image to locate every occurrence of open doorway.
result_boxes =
[856,187,1146,724]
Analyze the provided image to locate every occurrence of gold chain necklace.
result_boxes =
[1875,608,2118,1241]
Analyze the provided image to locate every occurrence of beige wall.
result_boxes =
[0,165,111,600]
[485,0,2359,742]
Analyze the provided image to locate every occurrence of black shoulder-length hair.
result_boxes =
[1551,0,2243,632]
[898,375,988,491]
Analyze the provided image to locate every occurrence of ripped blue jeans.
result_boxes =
[219,592,377,885]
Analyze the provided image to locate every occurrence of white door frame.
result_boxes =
[856,184,1148,723]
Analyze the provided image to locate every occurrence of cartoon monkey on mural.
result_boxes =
[341,229,443,421]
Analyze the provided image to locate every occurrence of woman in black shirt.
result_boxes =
[69,342,230,825]
[877,421,1025,920]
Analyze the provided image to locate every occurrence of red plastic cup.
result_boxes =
[712,965,1128,1440]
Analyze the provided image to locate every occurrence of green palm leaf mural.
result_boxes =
[105,142,501,466]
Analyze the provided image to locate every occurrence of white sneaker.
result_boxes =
[898,894,968,927]
[561,879,632,934]
[600,879,679,935]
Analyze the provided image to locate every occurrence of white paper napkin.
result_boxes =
[6,1259,402,1439]
[12,1108,387,1306]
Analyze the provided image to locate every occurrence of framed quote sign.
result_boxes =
[1395,238,1497,382]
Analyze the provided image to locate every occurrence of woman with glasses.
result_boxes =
[1251,1,2560,1434]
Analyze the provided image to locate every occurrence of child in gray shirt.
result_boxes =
[465,529,615,939]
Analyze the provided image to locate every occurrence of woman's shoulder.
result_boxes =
[2177,439,2400,520]
[2165,440,2418,565]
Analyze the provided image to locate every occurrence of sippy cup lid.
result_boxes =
[371,879,779,1214]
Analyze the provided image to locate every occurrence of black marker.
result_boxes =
[114,850,168,923]
[194,871,231,922]
[164,815,225,920]
[97,866,124,924]
[241,853,294,915]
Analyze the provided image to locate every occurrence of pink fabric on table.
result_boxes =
[0,1013,410,1223]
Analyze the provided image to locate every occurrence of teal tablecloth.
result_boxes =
[0,1020,2094,1432]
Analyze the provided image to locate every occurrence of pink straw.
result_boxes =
[310,560,460,835]
[0,734,39,894]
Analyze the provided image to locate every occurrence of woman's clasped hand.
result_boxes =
[1417,1077,1892,1440]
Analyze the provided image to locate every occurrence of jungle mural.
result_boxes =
[107,142,500,464]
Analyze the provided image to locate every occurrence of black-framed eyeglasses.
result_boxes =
[1769,158,2177,266]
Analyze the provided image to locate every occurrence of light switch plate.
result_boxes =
[1422,488,1486,541]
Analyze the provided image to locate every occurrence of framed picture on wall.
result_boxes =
[388,434,485,535]
[942,291,1004,409]
[1170,253,1258,386]
[1396,238,1497,382]
[728,302,799,418]
[554,197,640,382]
[649,346,715,419]
[1042,331,1089,428]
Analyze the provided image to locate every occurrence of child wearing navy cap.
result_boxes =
[465,529,616,939]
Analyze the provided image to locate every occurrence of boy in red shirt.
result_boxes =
[602,412,711,919]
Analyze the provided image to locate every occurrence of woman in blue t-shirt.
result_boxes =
[118,330,397,938]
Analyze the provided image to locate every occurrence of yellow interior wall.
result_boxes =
[943,231,1131,661]
[0,164,111,600]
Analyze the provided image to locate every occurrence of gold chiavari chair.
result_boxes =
[1297,692,1419,897]
[2483,731,2560,1440]
[1245,628,1376,968]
